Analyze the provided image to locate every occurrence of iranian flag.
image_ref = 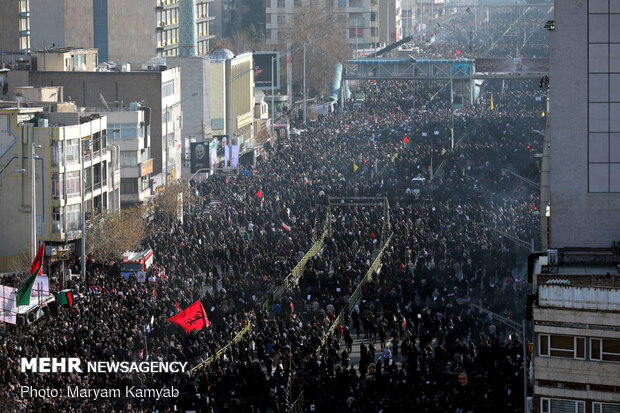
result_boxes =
[281,223,291,232]
[56,289,73,306]
[16,243,45,306]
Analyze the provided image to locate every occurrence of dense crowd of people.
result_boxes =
[0,5,549,412]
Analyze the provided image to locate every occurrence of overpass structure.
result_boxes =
[342,57,548,105]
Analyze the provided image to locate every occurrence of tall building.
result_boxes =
[0,0,31,53]
[7,63,182,187]
[157,0,215,57]
[529,1,620,412]
[0,100,120,271]
[542,0,620,248]
[28,0,215,63]
[265,0,381,50]
[378,0,402,45]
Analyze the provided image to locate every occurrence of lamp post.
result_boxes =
[272,56,276,128]
[302,34,327,125]
[456,298,528,413]
[164,92,199,186]
[31,144,41,260]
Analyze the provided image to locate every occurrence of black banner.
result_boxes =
[253,52,280,90]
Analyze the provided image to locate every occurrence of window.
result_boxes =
[590,338,620,362]
[50,140,63,166]
[541,398,585,413]
[65,139,80,164]
[277,0,285,7]
[594,402,620,413]
[108,124,143,139]
[162,80,175,98]
[51,174,63,199]
[277,15,285,24]
[538,334,585,359]
[52,207,63,233]
[65,171,80,197]
[65,204,81,230]
[120,151,138,167]
[121,178,138,195]
[294,0,301,6]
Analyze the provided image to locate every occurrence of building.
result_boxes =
[265,0,381,50]
[401,0,415,38]
[0,101,120,271]
[415,0,444,21]
[541,0,620,249]
[378,0,402,45]
[208,48,255,150]
[529,1,620,412]
[528,250,620,413]
[28,0,214,63]
[0,0,31,53]
[84,106,153,207]
[166,56,212,167]
[7,65,182,187]
[30,48,98,72]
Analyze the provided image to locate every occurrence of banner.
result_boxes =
[225,145,239,168]
[253,52,280,90]
[190,142,209,173]
[31,275,49,296]
[168,300,210,333]
[0,285,17,325]
[475,58,549,74]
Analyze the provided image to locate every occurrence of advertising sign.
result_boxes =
[253,52,280,90]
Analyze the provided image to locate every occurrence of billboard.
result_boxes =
[253,52,280,91]
[475,58,549,74]
[190,142,210,173]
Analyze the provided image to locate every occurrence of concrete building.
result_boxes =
[529,1,620,412]
[29,0,93,51]
[30,48,98,72]
[28,0,214,64]
[378,0,402,45]
[7,66,182,187]
[166,56,212,167]
[0,0,31,53]
[265,0,381,50]
[528,250,620,413]
[208,48,255,149]
[0,102,120,271]
[157,0,215,57]
[541,0,620,249]
[84,107,153,207]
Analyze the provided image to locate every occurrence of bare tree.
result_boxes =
[86,208,146,264]
[281,1,351,97]
[153,182,194,221]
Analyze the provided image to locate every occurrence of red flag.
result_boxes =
[169,300,210,333]
[256,190,263,198]
[175,302,182,312]
[30,242,45,276]
[403,136,410,144]
[282,222,291,232]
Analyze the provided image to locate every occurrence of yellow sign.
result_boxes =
[237,112,253,129]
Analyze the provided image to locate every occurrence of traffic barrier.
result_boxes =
[189,322,253,375]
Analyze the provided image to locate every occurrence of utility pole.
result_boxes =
[81,139,88,281]
[272,56,276,128]
[303,43,307,125]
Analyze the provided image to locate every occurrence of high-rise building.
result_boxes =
[265,0,382,50]
[0,0,31,53]
[28,0,215,63]
[378,0,402,45]
[529,1,620,412]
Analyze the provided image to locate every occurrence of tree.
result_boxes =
[152,182,194,221]
[86,208,146,264]
[282,1,352,97]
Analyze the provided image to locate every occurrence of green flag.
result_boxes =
[16,273,37,307]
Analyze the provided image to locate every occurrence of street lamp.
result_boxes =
[303,34,328,125]
[456,297,528,413]
[164,92,199,186]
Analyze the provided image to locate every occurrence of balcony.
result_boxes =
[538,284,620,312]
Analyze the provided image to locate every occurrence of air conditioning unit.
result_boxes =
[547,249,558,266]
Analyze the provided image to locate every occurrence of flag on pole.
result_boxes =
[168,300,210,333]
[353,164,359,172]
[256,190,263,198]
[281,222,291,232]
[403,136,410,144]
[490,93,494,111]
[16,242,45,306]
[56,289,73,306]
